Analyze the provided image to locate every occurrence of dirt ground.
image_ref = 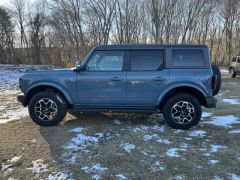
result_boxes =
[0,78,240,180]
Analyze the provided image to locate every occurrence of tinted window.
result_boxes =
[232,57,237,62]
[86,51,124,71]
[131,50,164,71]
[172,49,204,67]
[237,58,240,63]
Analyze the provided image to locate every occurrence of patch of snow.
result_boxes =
[180,143,188,149]
[143,134,172,144]
[10,156,22,164]
[95,133,104,138]
[122,143,135,153]
[229,129,240,134]
[48,172,71,180]
[189,130,207,137]
[229,173,240,180]
[151,124,166,132]
[209,160,219,164]
[210,145,227,153]
[213,176,223,180]
[174,175,185,180]
[143,135,153,141]
[174,130,184,134]
[204,115,240,127]
[81,163,108,174]
[166,148,180,157]
[0,108,28,124]
[113,119,124,125]
[132,125,149,133]
[70,127,84,133]
[202,112,213,118]
[92,175,103,180]
[156,138,172,145]
[115,174,127,180]
[8,178,17,180]
[27,159,48,173]
[151,161,165,172]
[142,150,156,158]
[223,99,240,105]
[1,156,22,172]
[64,132,102,150]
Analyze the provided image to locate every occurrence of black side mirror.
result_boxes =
[75,60,84,71]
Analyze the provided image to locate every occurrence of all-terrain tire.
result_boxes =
[162,93,202,130]
[211,64,221,96]
[229,68,237,78]
[28,91,67,126]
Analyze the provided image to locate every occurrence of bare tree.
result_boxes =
[0,6,14,63]
[83,0,116,45]
[113,0,143,44]
[218,0,240,65]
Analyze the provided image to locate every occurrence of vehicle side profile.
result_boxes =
[229,56,240,78]
[17,44,221,129]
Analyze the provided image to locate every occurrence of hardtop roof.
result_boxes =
[95,44,208,50]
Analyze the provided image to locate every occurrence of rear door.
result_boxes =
[126,49,169,107]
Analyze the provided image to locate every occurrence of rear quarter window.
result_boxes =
[172,49,205,67]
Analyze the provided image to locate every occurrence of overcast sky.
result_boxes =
[0,0,11,7]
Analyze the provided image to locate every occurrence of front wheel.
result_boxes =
[162,93,202,130]
[28,91,67,126]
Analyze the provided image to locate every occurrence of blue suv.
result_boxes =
[17,45,221,129]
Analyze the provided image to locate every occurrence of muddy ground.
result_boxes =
[0,73,240,179]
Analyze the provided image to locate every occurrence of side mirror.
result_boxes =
[75,60,84,71]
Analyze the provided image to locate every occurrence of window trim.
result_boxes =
[129,49,165,71]
[83,50,127,72]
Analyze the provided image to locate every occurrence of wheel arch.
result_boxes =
[157,86,207,110]
[25,84,73,107]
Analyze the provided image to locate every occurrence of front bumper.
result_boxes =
[205,97,217,108]
[17,95,27,107]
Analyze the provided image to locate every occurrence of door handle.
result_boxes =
[153,77,164,81]
[111,77,123,81]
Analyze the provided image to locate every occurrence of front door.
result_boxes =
[76,50,126,106]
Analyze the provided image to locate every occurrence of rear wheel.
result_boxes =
[28,91,67,126]
[162,93,202,130]
[229,68,236,78]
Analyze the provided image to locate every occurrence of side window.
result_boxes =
[86,51,124,71]
[237,58,240,63]
[232,57,236,62]
[131,50,164,71]
[172,49,204,67]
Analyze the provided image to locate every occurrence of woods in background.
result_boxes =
[0,0,239,67]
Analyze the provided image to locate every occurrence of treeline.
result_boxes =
[0,0,240,67]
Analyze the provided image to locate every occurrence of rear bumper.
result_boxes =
[205,97,217,108]
[17,95,27,107]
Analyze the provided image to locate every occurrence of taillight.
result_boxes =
[212,75,217,90]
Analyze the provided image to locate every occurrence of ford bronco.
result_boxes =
[17,45,221,129]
